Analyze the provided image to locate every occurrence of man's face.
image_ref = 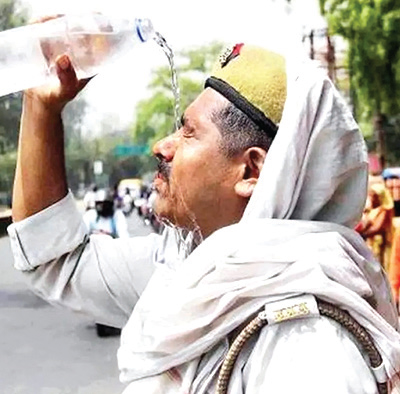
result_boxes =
[152,88,243,238]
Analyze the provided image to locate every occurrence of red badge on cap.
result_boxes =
[219,43,244,68]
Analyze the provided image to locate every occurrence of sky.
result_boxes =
[20,0,328,135]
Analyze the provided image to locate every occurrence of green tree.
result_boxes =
[0,0,27,194]
[0,0,27,152]
[132,41,225,146]
[319,0,400,166]
[0,150,16,192]
[63,95,92,191]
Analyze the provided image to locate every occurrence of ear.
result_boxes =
[234,147,266,198]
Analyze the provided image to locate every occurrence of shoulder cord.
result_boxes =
[216,298,388,394]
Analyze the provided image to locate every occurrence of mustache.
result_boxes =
[157,160,171,180]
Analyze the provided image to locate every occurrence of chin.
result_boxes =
[153,198,172,223]
[155,205,189,230]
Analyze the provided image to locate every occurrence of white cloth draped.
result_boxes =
[117,57,400,393]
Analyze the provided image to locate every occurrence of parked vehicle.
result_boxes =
[118,178,142,201]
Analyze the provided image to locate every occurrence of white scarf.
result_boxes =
[117,56,400,393]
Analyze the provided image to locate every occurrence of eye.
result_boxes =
[179,114,196,138]
[182,127,195,138]
[179,114,185,129]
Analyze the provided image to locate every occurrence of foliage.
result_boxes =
[319,1,400,117]
[0,0,27,155]
[131,41,226,146]
[0,0,27,193]
[62,95,93,190]
[0,150,16,192]
[320,0,400,164]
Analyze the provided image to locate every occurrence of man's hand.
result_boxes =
[12,16,94,221]
[24,15,92,113]
[24,54,92,113]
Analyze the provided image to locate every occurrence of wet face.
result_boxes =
[152,89,245,238]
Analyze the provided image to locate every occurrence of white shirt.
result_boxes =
[7,57,400,393]
[7,192,400,393]
[8,191,158,328]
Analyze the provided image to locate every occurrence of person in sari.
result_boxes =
[359,182,394,271]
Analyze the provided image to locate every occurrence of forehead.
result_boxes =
[184,88,230,124]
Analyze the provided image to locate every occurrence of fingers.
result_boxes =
[54,55,82,102]
[29,14,64,25]
[55,54,77,89]
[55,54,75,80]
[55,55,94,101]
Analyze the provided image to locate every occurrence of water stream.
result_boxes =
[151,33,205,250]
[153,32,181,133]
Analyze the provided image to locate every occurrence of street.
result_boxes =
[0,208,153,394]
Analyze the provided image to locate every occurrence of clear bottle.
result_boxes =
[0,14,155,97]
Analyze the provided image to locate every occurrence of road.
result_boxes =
[0,208,153,394]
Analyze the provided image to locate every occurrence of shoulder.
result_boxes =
[241,316,377,393]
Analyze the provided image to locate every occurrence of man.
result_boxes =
[82,187,129,337]
[8,40,400,393]
[83,188,129,239]
[83,183,98,210]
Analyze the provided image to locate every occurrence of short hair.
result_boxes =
[212,102,273,157]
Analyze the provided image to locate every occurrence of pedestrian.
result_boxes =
[390,227,400,311]
[358,182,394,270]
[112,182,123,210]
[122,187,134,216]
[83,188,128,336]
[83,183,98,211]
[7,34,400,394]
[83,188,129,239]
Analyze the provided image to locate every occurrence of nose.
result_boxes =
[152,133,177,162]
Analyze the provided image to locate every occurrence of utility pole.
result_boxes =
[326,34,336,82]
[374,114,386,171]
[309,29,314,59]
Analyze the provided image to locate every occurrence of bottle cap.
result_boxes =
[136,18,154,42]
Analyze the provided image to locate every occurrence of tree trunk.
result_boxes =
[374,113,386,171]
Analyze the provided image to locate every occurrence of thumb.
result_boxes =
[55,54,91,101]
[55,55,77,88]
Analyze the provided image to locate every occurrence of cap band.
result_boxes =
[205,76,278,139]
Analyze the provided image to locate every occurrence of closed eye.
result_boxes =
[180,114,195,137]
[179,114,184,129]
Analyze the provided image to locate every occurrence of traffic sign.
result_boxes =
[113,145,150,157]
[93,160,103,175]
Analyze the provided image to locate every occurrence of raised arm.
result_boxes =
[12,53,90,221]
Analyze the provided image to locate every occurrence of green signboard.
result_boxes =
[113,145,150,157]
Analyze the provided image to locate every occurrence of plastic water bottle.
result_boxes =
[0,14,155,97]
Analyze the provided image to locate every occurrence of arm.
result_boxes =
[241,317,377,393]
[12,53,89,221]
[361,210,388,238]
[9,21,154,325]
[8,192,159,327]
[30,231,159,327]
